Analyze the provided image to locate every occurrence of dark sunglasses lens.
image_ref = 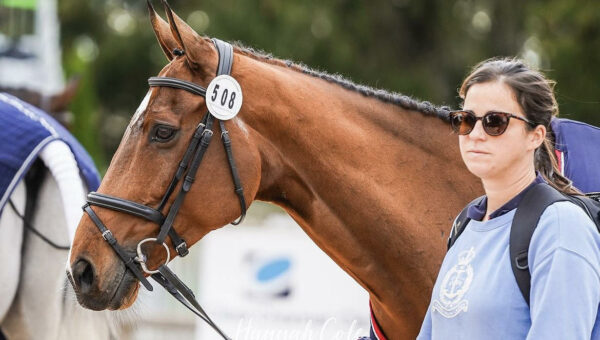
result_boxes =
[451,112,475,135]
[483,113,509,136]
[450,114,462,133]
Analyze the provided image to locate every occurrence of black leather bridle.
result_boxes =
[82,38,246,340]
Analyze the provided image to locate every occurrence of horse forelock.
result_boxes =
[231,42,451,122]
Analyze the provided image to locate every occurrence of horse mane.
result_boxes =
[232,42,450,121]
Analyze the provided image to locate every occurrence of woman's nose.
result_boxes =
[468,120,487,140]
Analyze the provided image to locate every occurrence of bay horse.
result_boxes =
[68,2,481,338]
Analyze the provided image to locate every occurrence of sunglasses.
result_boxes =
[449,110,535,136]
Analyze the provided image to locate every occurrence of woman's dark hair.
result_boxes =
[459,57,579,195]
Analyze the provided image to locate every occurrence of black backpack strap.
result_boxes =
[447,196,485,250]
[510,183,568,306]
[569,195,600,232]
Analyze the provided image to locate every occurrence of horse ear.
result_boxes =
[147,0,177,61]
[162,0,214,73]
[48,76,80,113]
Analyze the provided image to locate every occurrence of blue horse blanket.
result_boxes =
[0,93,100,213]
[551,118,600,193]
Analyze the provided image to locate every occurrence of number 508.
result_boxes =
[210,84,236,109]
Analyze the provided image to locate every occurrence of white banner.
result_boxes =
[195,214,370,340]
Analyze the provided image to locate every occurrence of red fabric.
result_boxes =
[369,300,388,340]
[555,149,563,175]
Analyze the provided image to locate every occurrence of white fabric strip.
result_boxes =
[38,140,87,242]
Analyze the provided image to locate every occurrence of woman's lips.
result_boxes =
[467,150,490,155]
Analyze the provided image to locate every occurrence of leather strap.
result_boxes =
[8,198,70,250]
[212,38,233,76]
[157,126,214,244]
[148,77,207,97]
[220,120,246,225]
[87,192,165,224]
[510,183,568,305]
[155,121,209,256]
[153,265,231,340]
[213,38,246,224]
[83,204,153,291]
[167,228,188,257]
[157,122,206,211]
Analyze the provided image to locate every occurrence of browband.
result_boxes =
[148,76,207,97]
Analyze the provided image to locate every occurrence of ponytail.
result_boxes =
[536,132,581,195]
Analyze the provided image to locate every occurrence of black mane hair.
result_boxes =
[232,42,450,121]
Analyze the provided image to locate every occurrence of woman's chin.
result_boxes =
[464,163,496,181]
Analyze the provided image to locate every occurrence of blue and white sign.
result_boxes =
[195,213,370,340]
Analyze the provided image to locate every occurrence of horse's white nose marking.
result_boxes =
[127,90,152,132]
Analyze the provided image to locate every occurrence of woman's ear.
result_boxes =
[529,124,547,151]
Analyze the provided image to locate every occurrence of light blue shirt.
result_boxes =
[418,202,600,339]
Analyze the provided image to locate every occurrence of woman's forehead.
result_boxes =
[463,81,524,115]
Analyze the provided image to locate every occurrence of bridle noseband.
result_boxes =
[82,39,246,340]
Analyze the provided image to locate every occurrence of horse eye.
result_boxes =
[152,125,177,142]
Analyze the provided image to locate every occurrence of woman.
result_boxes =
[417,58,600,339]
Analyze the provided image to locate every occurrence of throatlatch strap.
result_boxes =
[219,120,247,224]
[510,183,568,305]
[213,39,246,224]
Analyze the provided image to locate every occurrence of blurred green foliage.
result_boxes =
[57,0,600,171]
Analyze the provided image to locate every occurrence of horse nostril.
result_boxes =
[72,258,95,294]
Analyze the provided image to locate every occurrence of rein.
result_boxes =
[82,38,247,340]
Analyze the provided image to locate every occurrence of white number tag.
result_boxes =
[205,75,243,120]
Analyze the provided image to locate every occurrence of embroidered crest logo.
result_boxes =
[432,246,475,318]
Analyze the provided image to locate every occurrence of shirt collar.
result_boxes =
[466,172,546,221]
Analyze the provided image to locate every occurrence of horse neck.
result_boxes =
[234,54,479,335]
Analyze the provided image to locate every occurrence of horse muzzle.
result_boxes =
[67,255,139,311]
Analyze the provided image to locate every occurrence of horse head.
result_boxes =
[68,1,261,310]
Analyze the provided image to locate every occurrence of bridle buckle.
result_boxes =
[102,230,114,241]
[175,241,189,257]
